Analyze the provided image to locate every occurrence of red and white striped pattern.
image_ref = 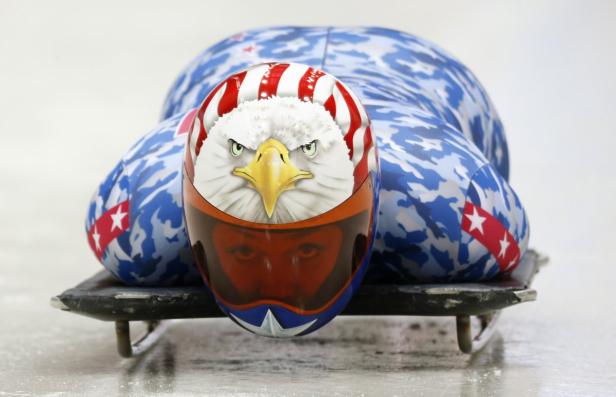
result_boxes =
[87,200,130,260]
[461,201,521,272]
[185,62,376,191]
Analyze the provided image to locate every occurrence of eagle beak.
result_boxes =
[233,138,313,218]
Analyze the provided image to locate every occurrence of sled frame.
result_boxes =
[51,250,546,358]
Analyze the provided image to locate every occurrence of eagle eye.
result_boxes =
[301,140,318,158]
[229,139,244,156]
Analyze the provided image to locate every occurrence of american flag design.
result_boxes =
[85,112,202,285]
[186,62,375,191]
[86,26,529,286]
[87,201,129,260]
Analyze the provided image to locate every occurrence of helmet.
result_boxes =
[183,62,379,337]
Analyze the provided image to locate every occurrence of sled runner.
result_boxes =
[51,250,545,357]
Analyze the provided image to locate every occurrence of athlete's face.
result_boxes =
[211,223,343,302]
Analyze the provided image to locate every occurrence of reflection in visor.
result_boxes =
[185,176,374,314]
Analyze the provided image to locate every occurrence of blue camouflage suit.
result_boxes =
[86,26,529,286]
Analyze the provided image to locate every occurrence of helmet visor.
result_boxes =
[184,174,374,314]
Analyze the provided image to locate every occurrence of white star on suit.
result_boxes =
[230,309,317,338]
[110,205,127,231]
[92,226,101,252]
[465,207,486,234]
[498,232,510,258]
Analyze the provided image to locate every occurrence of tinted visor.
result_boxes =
[184,174,374,314]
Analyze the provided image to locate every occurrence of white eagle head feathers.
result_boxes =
[193,96,354,224]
